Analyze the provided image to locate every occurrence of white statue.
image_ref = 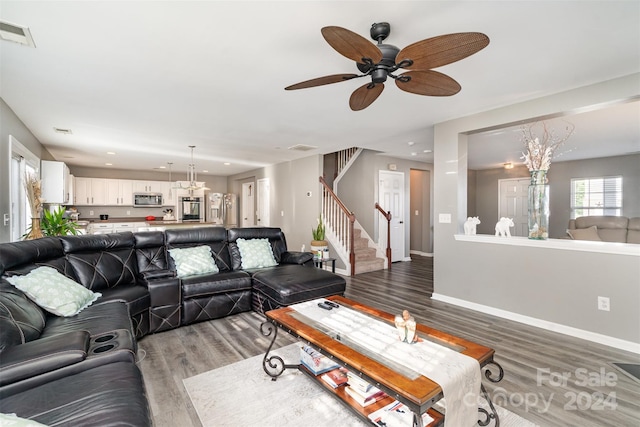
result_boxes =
[463,216,481,235]
[495,217,514,237]
[394,310,417,343]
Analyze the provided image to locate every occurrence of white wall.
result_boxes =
[433,74,640,349]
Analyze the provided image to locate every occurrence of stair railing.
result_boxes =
[375,202,392,270]
[320,176,356,276]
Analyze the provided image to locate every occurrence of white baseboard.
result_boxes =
[432,293,640,354]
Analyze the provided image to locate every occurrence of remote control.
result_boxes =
[317,302,332,310]
[324,301,339,308]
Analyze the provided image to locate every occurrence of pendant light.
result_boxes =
[177,146,209,192]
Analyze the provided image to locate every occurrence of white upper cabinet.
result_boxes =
[74,177,107,205]
[40,160,71,204]
[106,179,133,205]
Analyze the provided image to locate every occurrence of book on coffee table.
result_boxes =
[300,344,339,375]
[344,385,387,407]
[321,367,349,388]
[368,400,434,427]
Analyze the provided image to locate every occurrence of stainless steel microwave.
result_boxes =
[133,193,163,207]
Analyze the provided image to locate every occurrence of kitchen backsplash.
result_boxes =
[69,206,174,220]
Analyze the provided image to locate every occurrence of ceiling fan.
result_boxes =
[285,22,489,111]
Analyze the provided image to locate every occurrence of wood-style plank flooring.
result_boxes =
[137,256,640,427]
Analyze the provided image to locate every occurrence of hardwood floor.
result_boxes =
[137,256,640,426]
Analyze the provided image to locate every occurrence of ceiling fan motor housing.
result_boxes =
[357,42,400,83]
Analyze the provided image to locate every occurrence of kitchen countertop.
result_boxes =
[77,218,222,227]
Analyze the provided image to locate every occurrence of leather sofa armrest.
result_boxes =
[0,331,90,386]
[280,251,314,266]
[147,276,181,307]
[138,269,176,283]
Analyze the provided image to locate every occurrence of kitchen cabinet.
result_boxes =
[40,160,71,204]
[75,177,107,205]
[106,179,133,206]
[133,180,165,193]
[160,181,176,206]
[87,222,113,234]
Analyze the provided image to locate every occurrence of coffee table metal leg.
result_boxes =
[478,359,504,426]
[260,320,298,381]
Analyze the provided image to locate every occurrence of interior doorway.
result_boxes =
[257,178,270,227]
[378,170,405,262]
[498,177,529,236]
[241,181,255,227]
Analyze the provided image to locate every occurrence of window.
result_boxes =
[570,176,622,219]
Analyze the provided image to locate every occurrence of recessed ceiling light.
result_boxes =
[423,149,432,153]
[158,165,166,169]
[105,163,113,166]
[408,141,415,146]
[53,127,72,134]
[202,170,209,173]
[223,162,231,166]
[411,152,417,156]
[106,151,116,155]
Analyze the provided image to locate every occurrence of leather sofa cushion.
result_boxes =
[166,227,233,272]
[135,231,169,273]
[0,362,151,426]
[0,283,46,350]
[98,284,151,316]
[0,237,78,281]
[227,227,289,270]
[61,233,138,290]
[252,264,346,306]
[39,300,135,345]
[181,270,252,299]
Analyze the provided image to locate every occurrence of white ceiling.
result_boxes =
[1,1,639,176]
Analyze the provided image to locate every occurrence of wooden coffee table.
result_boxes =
[260,296,504,427]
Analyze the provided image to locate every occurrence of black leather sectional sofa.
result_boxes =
[0,227,346,426]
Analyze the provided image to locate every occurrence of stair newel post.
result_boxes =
[375,202,392,270]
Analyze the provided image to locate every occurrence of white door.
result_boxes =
[257,178,270,227]
[498,178,529,237]
[378,171,405,262]
[242,182,255,227]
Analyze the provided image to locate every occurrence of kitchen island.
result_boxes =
[78,218,223,234]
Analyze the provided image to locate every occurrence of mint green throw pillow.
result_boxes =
[236,238,277,269]
[0,414,49,427]
[6,266,101,317]
[168,245,219,278]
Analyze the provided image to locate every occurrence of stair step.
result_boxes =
[354,258,385,275]
[354,237,369,249]
[354,247,377,261]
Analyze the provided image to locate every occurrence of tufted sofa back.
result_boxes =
[165,227,232,272]
[60,233,138,291]
[133,231,168,274]
[226,227,288,271]
[0,237,77,280]
[0,283,47,351]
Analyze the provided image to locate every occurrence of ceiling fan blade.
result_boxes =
[397,32,489,70]
[321,26,383,64]
[395,70,461,96]
[349,83,384,111]
[285,74,360,90]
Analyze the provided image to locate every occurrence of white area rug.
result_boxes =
[183,343,538,427]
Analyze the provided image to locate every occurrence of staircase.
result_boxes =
[353,228,385,274]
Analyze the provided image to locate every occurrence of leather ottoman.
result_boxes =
[250,264,346,314]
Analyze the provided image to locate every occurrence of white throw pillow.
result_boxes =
[0,414,49,427]
[168,245,219,278]
[236,238,277,269]
[567,225,602,241]
[6,266,101,317]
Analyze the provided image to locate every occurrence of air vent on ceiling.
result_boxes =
[0,20,36,48]
[288,144,318,152]
[54,127,72,135]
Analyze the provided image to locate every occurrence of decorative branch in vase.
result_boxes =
[23,172,44,240]
[520,121,574,239]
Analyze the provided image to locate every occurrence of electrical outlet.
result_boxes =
[89,210,94,216]
[126,210,131,216]
[597,296,610,311]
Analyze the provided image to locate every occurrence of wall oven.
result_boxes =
[133,193,163,207]
[179,196,203,222]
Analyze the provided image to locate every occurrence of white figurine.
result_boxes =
[394,310,417,343]
[463,216,481,235]
[495,217,514,237]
